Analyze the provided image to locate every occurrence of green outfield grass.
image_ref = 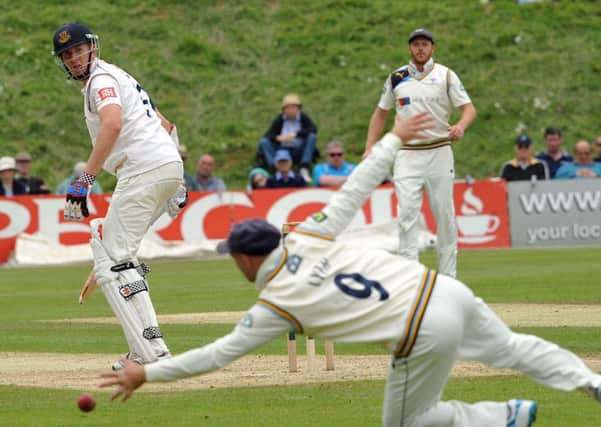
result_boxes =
[1,247,601,426]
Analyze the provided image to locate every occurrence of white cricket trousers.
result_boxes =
[382,274,601,427]
[103,161,183,262]
[99,161,183,361]
[393,146,457,277]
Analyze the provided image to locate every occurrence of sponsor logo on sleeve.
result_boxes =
[98,87,117,100]
[399,97,411,106]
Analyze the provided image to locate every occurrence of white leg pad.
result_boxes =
[90,230,170,363]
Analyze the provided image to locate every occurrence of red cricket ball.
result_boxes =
[77,393,96,412]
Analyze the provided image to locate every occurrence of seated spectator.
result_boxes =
[555,140,601,179]
[194,154,226,192]
[56,161,104,194]
[247,167,269,192]
[265,150,307,188]
[535,127,573,178]
[500,134,549,181]
[257,93,318,183]
[594,136,601,162]
[14,151,50,194]
[312,140,356,187]
[0,156,27,196]
[178,144,198,191]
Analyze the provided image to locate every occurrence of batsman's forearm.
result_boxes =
[87,126,120,176]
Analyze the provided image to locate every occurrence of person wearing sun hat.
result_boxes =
[0,156,27,196]
[256,93,318,183]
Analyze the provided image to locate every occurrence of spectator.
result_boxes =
[535,127,573,178]
[178,145,198,191]
[56,161,104,195]
[312,140,356,187]
[257,93,318,182]
[500,134,549,181]
[265,150,307,188]
[247,167,269,192]
[194,154,226,192]
[555,140,601,179]
[594,136,601,162]
[14,151,51,194]
[0,156,27,196]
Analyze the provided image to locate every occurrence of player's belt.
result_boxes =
[393,269,438,359]
[400,138,451,150]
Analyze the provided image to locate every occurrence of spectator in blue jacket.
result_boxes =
[535,127,573,178]
[555,140,601,179]
[312,140,356,187]
[265,150,307,188]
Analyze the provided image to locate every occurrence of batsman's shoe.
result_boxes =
[111,352,143,371]
[506,399,537,427]
[112,351,171,371]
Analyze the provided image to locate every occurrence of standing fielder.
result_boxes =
[100,114,601,427]
[53,23,186,368]
[364,29,477,278]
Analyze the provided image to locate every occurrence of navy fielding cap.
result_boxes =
[408,29,435,44]
[216,219,282,256]
[515,134,532,146]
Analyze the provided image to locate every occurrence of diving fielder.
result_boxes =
[53,23,186,368]
[101,114,601,427]
[364,29,477,278]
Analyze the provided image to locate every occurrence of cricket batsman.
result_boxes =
[53,22,186,369]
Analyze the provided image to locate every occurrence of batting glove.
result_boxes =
[165,182,188,219]
[64,172,95,221]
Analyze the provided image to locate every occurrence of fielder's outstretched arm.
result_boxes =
[298,113,433,238]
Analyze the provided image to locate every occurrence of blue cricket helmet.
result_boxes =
[52,23,97,57]
[52,23,99,80]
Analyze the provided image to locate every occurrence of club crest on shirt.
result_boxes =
[286,255,303,274]
[98,87,117,100]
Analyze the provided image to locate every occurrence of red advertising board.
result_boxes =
[0,180,509,264]
[422,179,510,248]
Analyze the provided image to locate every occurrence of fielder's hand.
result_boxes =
[391,113,435,142]
[64,172,95,221]
[99,357,146,402]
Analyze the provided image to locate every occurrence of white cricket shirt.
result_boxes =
[378,63,472,146]
[83,59,181,179]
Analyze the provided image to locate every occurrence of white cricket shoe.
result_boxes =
[111,352,143,371]
[506,399,537,427]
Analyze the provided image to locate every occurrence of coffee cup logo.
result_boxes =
[456,187,500,244]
